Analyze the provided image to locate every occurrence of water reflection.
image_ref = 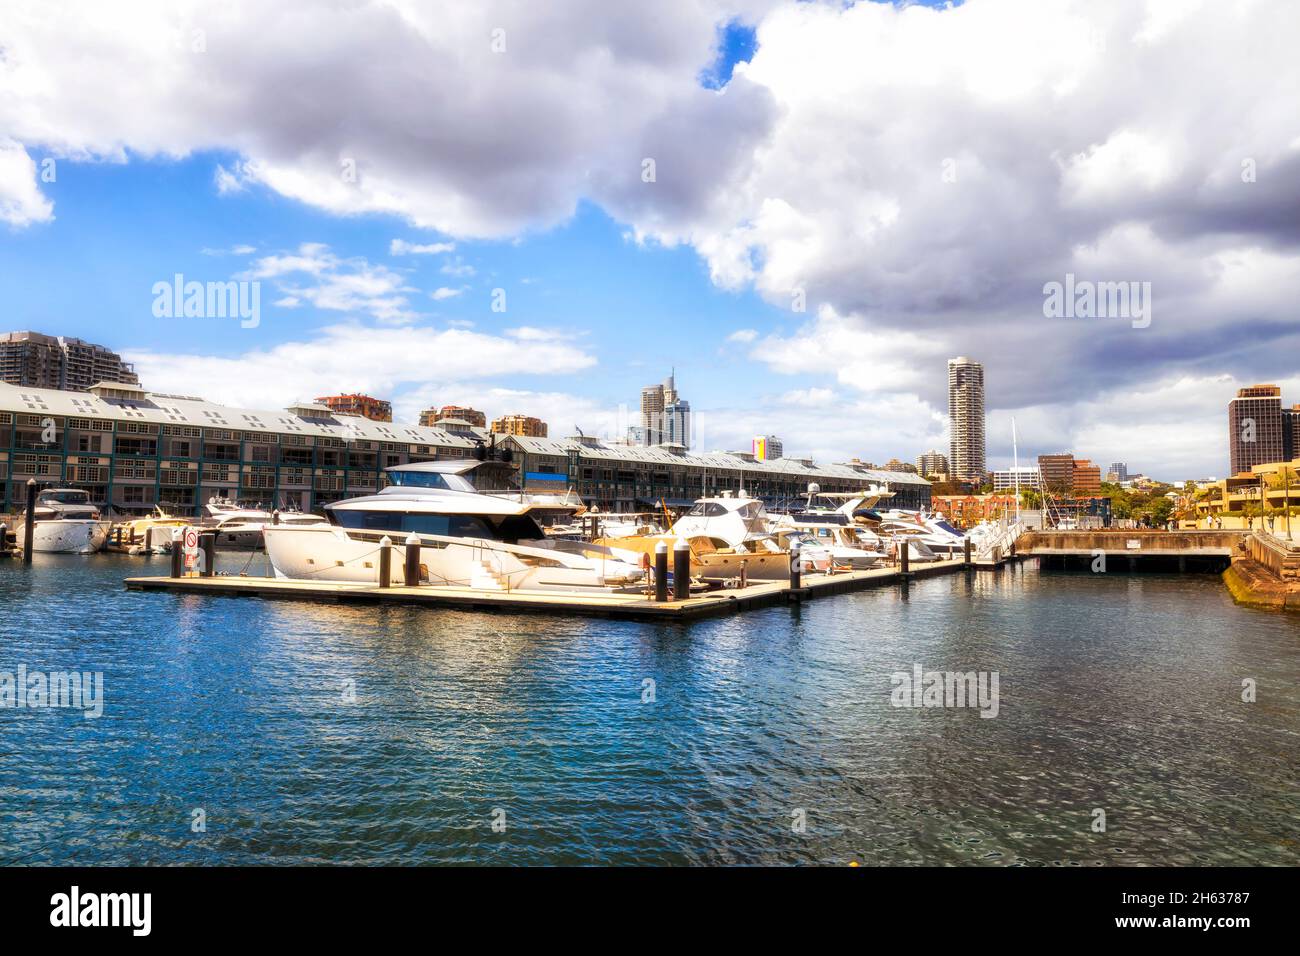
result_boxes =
[0,554,1296,865]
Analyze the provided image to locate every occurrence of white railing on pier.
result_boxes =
[974,520,1026,562]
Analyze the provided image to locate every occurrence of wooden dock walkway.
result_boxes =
[125,556,987,622]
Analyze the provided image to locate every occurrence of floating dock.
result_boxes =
[125,556,993,622]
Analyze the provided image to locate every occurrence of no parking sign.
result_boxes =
[183,528,200,569]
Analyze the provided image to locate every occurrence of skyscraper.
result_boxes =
[639,371,690,448]
[947,357,986,482]
[1106,461,1128,482]
[1228,385,1284,474]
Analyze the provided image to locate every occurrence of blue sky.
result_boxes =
[2,0,1297,478]
[0,156,790,408]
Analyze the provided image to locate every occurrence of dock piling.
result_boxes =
[379,535,392,588]
[199,532,215,577]
[789,541,801,590]
[170,529,183,577]
[22,478,36,564]
[964,537,972,566]
[404,533,421,586]
[673,538,690,601]
[654,541,668,602]
[900,540,910,576]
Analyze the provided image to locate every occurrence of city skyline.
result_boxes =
[2,1,1298,477]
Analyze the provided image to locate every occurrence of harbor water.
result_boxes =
[1,554,1296,865]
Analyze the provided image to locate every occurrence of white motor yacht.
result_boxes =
[203,497,326,550]
[262,461,644,591]
[875,509,967,556]
[16,488,111,554]
[768,489,887,569]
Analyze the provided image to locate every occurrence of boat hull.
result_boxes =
[18,519,110,554]
[263,526,642,591]
[594,535,790,581]
[212,527,265,551]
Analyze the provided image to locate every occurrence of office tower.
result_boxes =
[640,371,690,448]
[1106,462,1128,482]
[947,357,986,482]
[1228,385,1284,474]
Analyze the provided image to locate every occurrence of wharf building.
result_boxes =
[0,381,930,516]
[499,434,931,512]
[0,331,139,391]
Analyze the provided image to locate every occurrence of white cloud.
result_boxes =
[0,0,775,236]
[0,140,53,226]
[213,162,250,195]
[440,257,476,278]
[241,242,420,323]
[390,238,456,256]
[429,286,465,300]
[726,328,758,343]
[125,322,597,414]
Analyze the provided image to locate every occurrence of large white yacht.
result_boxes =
[769,491,888,570]
[262,461,645,591]
[17,488,111,554]
[874,509,968,556]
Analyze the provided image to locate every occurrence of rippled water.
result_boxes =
[1,553,1296,865]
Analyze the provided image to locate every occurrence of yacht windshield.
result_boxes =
[333,510,544,542]
[41,491,90,504]
[386,471,453,490]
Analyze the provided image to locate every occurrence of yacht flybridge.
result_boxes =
[262,460,645,590]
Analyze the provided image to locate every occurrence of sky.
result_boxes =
[2,0,1298,480]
